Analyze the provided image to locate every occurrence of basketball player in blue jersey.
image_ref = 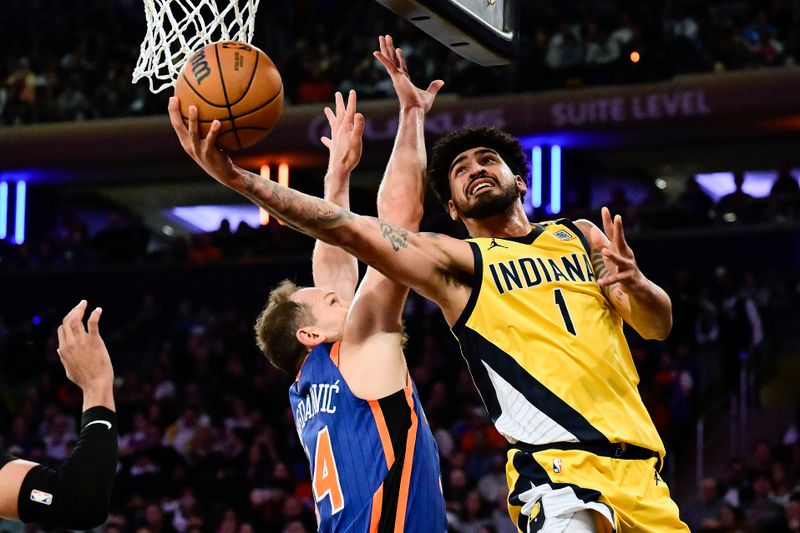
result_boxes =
[171,43,688,533]
[257,37,446,532]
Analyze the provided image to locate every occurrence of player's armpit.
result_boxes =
[347,217,473,319]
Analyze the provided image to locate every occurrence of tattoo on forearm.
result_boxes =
[419,232,441,240]
[243,172,258,195]
[380,220,409,251]
[240,170,353,234]
[592,249,625,304]
[612,287,624,304]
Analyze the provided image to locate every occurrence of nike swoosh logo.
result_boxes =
[85,420,112,430]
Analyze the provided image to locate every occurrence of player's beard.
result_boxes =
[459,184,520,219]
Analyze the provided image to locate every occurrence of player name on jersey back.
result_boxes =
[295,380,340,432]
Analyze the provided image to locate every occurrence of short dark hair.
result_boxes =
[254,280,314,375]
[427,126,529,208]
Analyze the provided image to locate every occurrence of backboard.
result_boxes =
[375,0,518,66]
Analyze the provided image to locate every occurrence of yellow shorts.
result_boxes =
[506,446,689,532]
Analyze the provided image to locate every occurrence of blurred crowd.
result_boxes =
[2,1,799,531]
[0,170,798,272]
[682,418,800,532]
[0,242,797,532]
[3,0,800,126]
[577,167,800,232]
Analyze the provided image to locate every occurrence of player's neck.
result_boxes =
[463,203,531,239]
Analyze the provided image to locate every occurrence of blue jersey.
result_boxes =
[289,342,446,532]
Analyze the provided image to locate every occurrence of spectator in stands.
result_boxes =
[718,172,754,222]
[714,267,763,392]
[743,472,788,531]
[752,440,774,474]
[162,407,210,457]
[742,10,783,67]
[450,490,493,533]
[546,23,584,71]
[610,11,636,51]
[749,29,785,66]
[684,477,724,532]
[718,502,750,532]
[3,58,36,125]
[768,165,800,221]
[724,458,754,508]
[771,461,798,508]
[585,22,621,73]
[678,176,714,226]
[663,4,705,73]
[55,82,90,121]
[788,492,800,533]
[3,0,800,128]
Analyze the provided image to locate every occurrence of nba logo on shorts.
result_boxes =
[552,458,563,473]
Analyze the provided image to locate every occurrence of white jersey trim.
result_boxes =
[482,361,580,445]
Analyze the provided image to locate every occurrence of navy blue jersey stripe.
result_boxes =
[457,327,609,443]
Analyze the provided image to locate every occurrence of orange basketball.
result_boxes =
[174,41,283,151]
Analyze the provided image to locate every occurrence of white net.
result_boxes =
[133,0,261,94]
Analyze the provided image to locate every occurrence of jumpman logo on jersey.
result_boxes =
[488,238,508,250]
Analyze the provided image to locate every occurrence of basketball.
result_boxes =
[174,41,283,151]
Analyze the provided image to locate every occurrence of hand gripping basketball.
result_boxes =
[173,41,284,150]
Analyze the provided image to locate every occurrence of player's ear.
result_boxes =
[296,326,325,347]
[448,199,459,222]
[515,175,527,196]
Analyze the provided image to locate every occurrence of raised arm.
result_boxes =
[168,97,473,325]
[374,35,443,229]
[340,35,444,346]
[312,91,363,300]
[0,301,116,528]
[575,208,672,340]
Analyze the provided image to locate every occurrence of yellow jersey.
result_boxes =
[452,219,665,456]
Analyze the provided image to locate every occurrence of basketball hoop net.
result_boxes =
[133,0,261,94]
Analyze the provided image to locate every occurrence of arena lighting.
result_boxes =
[695,171,792,202]
[276,163,290,226]
[14,181,26,244]
[0,182,7,240]
[171,205,261,232]
[259,165,270,225]
[550,145,562,214]
[278,163,290,187]
[531,146,543,208]
[630,51,641,63]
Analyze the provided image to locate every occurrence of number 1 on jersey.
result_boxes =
[554,288,577,335]
[313,426,344,514]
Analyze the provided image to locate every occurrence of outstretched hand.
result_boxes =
[597,207,645,291]
[56,300,114,394]
[168,97,238,188]
[373,34,444,113]
[321,90,364,178]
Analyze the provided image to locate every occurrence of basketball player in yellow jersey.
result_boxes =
[171,91,687,531]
